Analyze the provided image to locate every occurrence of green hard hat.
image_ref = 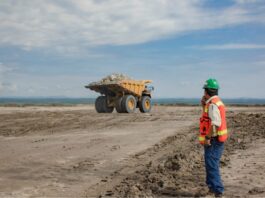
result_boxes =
[203,78,220,89]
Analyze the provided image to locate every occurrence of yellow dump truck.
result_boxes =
[85,76,154,113]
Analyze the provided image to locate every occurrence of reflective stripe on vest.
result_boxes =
[218,129,227,136]
[215,101,224,107]
[199,136,205,142]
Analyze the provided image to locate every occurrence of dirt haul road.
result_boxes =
[0,105,265,197]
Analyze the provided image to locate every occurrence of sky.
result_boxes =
[0,0,265,98]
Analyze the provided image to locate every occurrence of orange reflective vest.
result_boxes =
[199,96,228,145]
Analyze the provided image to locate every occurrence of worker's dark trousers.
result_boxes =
[204,138,224,194]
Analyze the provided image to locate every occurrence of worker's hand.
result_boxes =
[201,96,206,106]
[204,139,211,146]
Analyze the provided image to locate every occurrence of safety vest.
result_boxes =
[199,96,228,145]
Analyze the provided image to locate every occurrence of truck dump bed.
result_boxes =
[85,80,152,97]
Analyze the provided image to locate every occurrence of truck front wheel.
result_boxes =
[139,96,152,113]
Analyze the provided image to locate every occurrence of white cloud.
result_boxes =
[0,63,17,95]
[0,82,17,94]
[0,62,14,74]
[0,82,3,92]
[0,0,264,51]
[193,43,265,50]
[254,60,265,65]
[234,0,263,4]
[0,72,102,97]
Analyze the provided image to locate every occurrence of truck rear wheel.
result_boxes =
[139,96,152,113]
[95,96,114,113]
[115,97,124,113]
[95,96,104,113]
[122,95,136,113]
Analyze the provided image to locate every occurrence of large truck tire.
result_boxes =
[95,96,104,113]
[115,97,124,113]
[102,96,114,113]
[139,96,152,113]
[95,96,114,113]
[122,95,136,113]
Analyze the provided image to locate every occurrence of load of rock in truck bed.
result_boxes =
[88,73,132,85]
[85,73,154,113]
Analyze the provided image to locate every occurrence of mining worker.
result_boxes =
[199,78,228,197]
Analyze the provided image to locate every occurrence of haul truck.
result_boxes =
[85,79,154,113]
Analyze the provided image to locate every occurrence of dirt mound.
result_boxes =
[226,112,265,151]
[102,112,265,197]
[111,129,205,197]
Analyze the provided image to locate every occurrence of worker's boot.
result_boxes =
[214,192,223,197]
[205,188,215,197]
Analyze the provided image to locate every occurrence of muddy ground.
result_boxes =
[0,105,264,197]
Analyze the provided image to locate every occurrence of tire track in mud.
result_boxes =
[0,108,195,137]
